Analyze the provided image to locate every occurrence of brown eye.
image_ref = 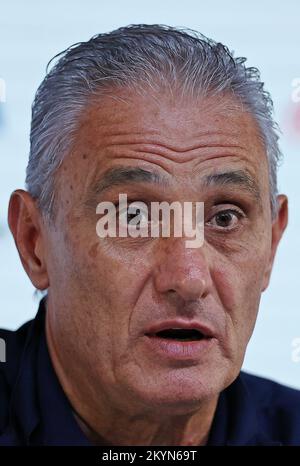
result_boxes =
[117,201,161,228]
[127,208,142,224]
[208,209,242,230]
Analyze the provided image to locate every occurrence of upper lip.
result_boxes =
[144,319,215,338]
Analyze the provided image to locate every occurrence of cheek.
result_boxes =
[211,249,268,344]
[85,240,148,300]
[64,236,149,338]
[211,264,236,312]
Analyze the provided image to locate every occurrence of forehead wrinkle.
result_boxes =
[86,139,250,173]
[93,131,247,155]
[115,143,248,162]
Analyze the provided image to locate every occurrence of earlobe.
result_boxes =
[261,195,288,292]
[8,189,49,290]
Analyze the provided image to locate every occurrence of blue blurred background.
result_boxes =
[0,0,299,387]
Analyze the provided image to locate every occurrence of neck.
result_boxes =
[72,402,217,446]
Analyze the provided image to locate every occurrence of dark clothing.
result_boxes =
[1,298,300,446]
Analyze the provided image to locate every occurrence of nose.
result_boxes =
[153,238,212,303]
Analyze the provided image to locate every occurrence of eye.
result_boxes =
[116,202,155,239]
[127,208,148,226]
[118,202,148,226]
[207,208,244,230]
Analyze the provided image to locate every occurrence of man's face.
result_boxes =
[43,89,277,416]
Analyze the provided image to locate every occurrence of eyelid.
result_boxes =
[209,194,252,210]
[114,199,150,209]
[208,204,245,218]
[117,201,150,216]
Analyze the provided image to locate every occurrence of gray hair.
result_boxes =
[26,24,282,220]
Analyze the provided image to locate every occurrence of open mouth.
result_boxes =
[146,328,206,342]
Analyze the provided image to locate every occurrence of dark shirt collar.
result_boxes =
[36,319,91,446]
[9,297,91,446]
[207,375,281,446]
[8,297,281,446]
[8,299,43,444]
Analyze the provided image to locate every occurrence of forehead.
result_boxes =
[58,88,269,204]
[74,89,263,153]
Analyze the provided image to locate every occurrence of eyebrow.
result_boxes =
[86,166,169,202]
[86,166,261,205]
[203,170,262,202]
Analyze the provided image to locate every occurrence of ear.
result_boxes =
[7,189,49,290]
[261,194,288,292]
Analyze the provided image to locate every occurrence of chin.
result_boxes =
[129,371,224,416]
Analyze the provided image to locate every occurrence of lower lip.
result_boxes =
[143,335,215,361]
